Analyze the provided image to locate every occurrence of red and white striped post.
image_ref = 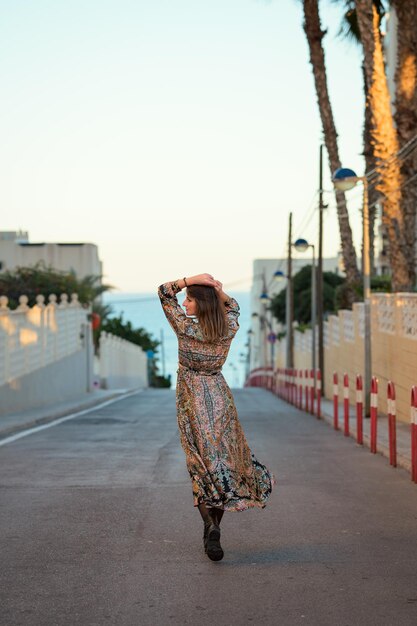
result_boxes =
[286,369,290,403]
[305,369,309,413]
[370,376,378,454]
[411,386,417,483]
[289,369,294,405]
[292,369,297,405]
[333,372,339,430]
[310,369,315,416]
[343,373,349,437]
[316,369,321,419]
[387,381,397,468]
[298,369,303,409]
[283,368,288,400]
[356,374,363,445]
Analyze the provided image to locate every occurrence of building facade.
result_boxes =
[0,231,102,279]
[249,256,341,371]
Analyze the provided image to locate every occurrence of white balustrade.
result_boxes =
[0,293,87,386]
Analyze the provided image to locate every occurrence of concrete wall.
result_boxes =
[273,293,417,424]
[98,332,148,390]
[0,349,89,415]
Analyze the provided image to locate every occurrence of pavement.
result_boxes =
[2,388,417,626]
[0,388,137,442]
[0,385,412,475]
[319,396,412,474]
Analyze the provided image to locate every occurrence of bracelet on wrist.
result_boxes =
[183,277,188,288]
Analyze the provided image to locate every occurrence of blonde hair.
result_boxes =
[187,285,228,342]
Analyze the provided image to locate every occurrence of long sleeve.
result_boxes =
[224,297,240,336]
[158,282,187,336]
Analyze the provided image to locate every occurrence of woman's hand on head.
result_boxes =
[191,273,216,287]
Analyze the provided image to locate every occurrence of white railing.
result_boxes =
[99,331,148,389]
[0,293,88,386]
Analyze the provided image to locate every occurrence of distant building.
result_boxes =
[249,256,340,371]
[0,231,102,279]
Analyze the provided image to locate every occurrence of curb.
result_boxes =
[0,389,142,442]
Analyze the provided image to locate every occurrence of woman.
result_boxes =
[158,273,274,562]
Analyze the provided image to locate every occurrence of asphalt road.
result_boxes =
[1,388,417,626]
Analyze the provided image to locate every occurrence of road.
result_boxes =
[1,388,417,626]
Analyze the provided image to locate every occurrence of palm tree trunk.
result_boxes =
[355,0,412,291]
[362,62,379,275]
[391,0,417,286]
[303,0,360,285]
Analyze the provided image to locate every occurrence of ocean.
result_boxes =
[103,291,251,388]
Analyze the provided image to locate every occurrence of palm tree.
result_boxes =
[302,0,360,287]
[391,0,417,285]
[354,0,412,290]
[334,0,386,275]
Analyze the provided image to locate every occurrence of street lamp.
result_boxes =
[333,167,371,415]
[293,238,317,378]
[273,270,285,281]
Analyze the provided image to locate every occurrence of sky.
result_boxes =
[0,0,367,293]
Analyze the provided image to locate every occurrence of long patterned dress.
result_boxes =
[158,282,275,512]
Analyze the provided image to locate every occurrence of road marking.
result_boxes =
[0,389,144,448]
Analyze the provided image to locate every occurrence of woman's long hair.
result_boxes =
[187,285,228,342]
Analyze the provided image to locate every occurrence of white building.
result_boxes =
[249,256,341,371]
[0,231,102,279]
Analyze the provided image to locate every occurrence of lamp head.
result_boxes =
[273,270,285,281]
[294,238,309,253]
[332,167,358,191]
[259,291,269,301]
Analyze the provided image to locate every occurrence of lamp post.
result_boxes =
[252,303,276,371]
[333,167,371,415]
[293,238,317,378]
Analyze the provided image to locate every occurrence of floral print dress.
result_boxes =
[158,282,274,512]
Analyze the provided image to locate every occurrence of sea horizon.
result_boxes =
[103,290,251,388]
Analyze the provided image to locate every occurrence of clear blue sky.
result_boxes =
[0,0,366,291]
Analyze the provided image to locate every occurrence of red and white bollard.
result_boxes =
[411,386,417,483]
[316,369,321,419]
[289,369,294,404]
[370,376,378,454]
[333,372,339,430]
[292,369,297,405]
[310,369,315,416]
[292,369,296,405]
[387,381,397,468]
[305,369,309,413]
[298,369,303,409]
[356,374,363,445]
[343,373,349,437]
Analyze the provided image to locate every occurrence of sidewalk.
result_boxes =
[317,397,412,473]
[0,388,140,441]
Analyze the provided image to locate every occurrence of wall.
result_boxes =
[0,349,89,414]
[0,293,93,414]
[98,332,148,390]
[273,293,417,424]
[0,239,102,279]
